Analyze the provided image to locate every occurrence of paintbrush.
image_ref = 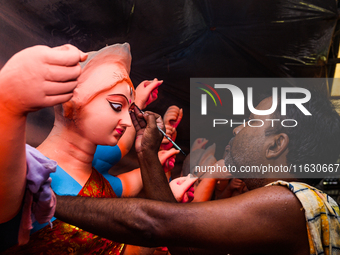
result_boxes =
[131,103,186,156]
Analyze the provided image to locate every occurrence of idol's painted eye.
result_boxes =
[108,101,122,112]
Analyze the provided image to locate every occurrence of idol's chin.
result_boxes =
[102,138,118,147]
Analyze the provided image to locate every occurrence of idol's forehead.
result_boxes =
[106,81,134,103]
[73,63,132,107]
[74,43,133,106]
[84,63,128,83]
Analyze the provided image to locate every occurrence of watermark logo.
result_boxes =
[200,85,311,116]
[190,78,337,179]
[197,82,223,115]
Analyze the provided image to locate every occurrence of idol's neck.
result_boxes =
[37,122,96,186]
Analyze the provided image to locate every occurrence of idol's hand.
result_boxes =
[130,105,164,155]
[169,174,198,202]
[160,105,183,150]
[163,105,183,129]
[158,148,179,172]
[135,78,162,109]
[191,138,209,152]
[0,44,87,114]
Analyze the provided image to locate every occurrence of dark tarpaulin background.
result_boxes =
[0,0,339,176]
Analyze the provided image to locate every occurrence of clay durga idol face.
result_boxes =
[75,63,134,146]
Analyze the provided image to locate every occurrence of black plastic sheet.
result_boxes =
[0,0,338,173]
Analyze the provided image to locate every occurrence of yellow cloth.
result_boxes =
[267,181,340,255]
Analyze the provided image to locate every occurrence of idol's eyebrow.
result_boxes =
[107,94,129,104]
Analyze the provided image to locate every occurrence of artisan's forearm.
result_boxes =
[55,195,172,246]
[137,150,176,202]
[55,195,231,251]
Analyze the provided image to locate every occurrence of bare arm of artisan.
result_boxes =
[55,185,309,255]
[130,105,176,202]
[0,45,87,223]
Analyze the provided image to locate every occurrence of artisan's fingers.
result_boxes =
[136,113,147,129]
[143,112,157,130]
[130,111,142,133]
[143,110,162,125]
[143,110,161,121]
[144,111,164,131]
[130,104,147,129]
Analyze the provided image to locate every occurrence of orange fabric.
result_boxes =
[3,168,125,255]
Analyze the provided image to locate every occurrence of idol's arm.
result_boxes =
[0,106,27,223]
[0,44,86,223]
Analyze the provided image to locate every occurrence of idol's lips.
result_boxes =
[115,128,125,135]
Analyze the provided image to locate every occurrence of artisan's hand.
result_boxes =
[169,174,197,202]
[0,44,87,114]
[135,78,163,109]
[130,104,164,155]
[158,148,179,172]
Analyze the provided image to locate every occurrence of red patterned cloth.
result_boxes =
[3,168,125,255]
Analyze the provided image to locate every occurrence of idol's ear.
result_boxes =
[266,133,289,159]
